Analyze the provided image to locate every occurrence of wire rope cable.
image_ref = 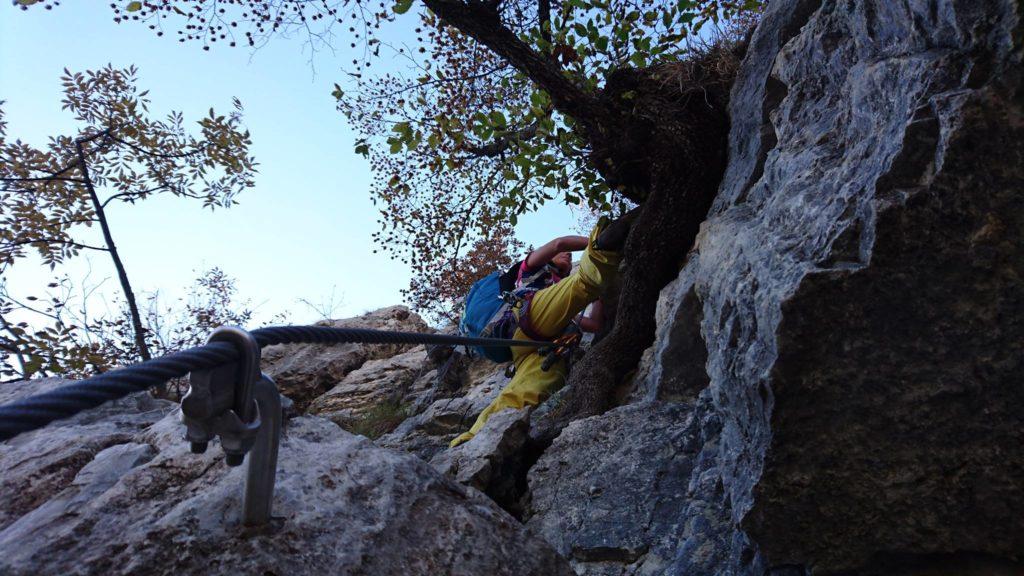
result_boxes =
[0,325,549,441]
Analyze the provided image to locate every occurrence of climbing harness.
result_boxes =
[0,323,554,526]
[459,261,560,363]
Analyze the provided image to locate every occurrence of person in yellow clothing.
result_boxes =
[450,214,633,447]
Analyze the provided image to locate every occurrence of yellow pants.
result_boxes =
[450,225,621,447]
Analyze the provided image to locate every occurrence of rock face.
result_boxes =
[0,404,573,575]
[306,346,429,428]
[3,2,1023,572]
[527,402,699,576]
[261,306,430,410]
[0,379,174,533]
[430,408,532,513]
[378,366,508,461]
[640,0,1024,573]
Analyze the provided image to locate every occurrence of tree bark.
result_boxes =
[75,138,152,362]
[531,50,740,441]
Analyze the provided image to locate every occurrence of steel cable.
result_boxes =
[0,326,547,441]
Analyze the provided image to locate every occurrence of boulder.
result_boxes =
[641,0,1024,573]
[377,363,508,461]
[261,306,430,410]
[430,408,531,513]
[0,378,174,532]
[0,408,574,576]
[306,346,428,432]
[527,403,699,575]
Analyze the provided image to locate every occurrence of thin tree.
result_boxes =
[0,65,256,364]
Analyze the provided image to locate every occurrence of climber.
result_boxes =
[503,233,604,333]
[450,211,636,447]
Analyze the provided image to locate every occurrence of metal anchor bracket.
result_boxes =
[181,326,282,526]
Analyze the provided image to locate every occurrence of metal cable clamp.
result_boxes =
[181,326,282,526]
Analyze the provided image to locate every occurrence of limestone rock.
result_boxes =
[261,306,430,410]
[0,378,174,532]
[377,363,508,461]
[305,346,428,430]
[527,403,699,575]
[430,408,531,512]
[0,410,573,576]
[641,0,1024,572]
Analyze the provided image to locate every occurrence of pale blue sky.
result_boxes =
[0,4,576,326]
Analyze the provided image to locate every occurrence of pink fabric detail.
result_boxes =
[516,254,560,289]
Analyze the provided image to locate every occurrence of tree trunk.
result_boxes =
[420,7,744,438]
[75,139,152,363]
[532,49,740,442]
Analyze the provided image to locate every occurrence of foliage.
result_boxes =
[0,267,260,380]
[0,65,255,271]
[0,64,256,363]
[404,223,525,324]
[24,0,761,321]
[345,0,759,321]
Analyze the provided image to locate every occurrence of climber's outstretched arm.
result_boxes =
[524,235,589,269]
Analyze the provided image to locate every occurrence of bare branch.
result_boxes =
[0,175,86,184]
[100,185,171,208]
[1,238,109,252]
[107,134,210,160]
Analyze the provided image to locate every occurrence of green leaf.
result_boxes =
[126,1,142,12]
[488,110,506,128]
[393,0,414,14]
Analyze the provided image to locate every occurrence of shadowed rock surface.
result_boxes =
[430,407,531,513]
[527,402,700,576]
[378,366,508,461]
[640,0,1024,573]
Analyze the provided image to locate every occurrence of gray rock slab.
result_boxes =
[306,346,429,427]
[261,305,430,410]
[430,408,531,511]
[641,0,1024,573]
[527,402,699,575]
[0,378,174,532]
[377,364,508,461]
[0,411,573,576]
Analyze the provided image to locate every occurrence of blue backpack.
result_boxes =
[459,262,554,362]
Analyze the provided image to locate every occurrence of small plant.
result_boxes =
[346,400,411,440]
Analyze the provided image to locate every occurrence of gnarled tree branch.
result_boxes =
[421,0,603,127]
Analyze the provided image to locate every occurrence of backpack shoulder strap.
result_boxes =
[518,261,559,289]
